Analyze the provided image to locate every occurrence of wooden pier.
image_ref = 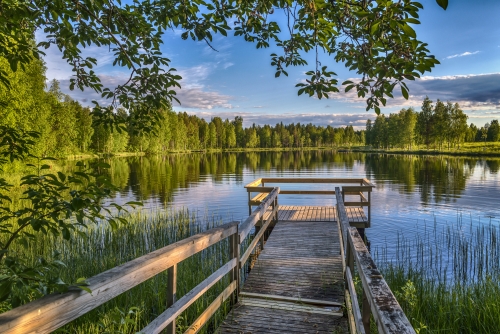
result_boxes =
[218,213,347,333]
[0,178,415,334]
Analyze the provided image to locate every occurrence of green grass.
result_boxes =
[353,142,500,157]
[2,209,237,333]
[374,217,500,333]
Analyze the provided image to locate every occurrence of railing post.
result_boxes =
[274,195,279,223]
[230,225,240,304]
[346,239,354,273]
[362,290,371,334]
[367,191,371,228]
[248,191,252,215]
[166,264,177,334]
[259,216,264,251]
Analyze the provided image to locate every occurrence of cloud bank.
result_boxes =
[330,73,500,111]
[187,111,374,129]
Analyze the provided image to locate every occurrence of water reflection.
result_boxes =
[97,152,500,209]
[364,154,482,204]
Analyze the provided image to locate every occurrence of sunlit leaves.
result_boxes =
[0,126,140,305]
[1,0,448,126]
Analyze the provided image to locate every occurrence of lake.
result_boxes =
[89,150,500,254]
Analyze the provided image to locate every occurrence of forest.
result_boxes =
[366,98,499,150]
[3,55,500,158]
[0,56,365,157]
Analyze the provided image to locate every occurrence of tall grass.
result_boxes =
[374,216,500,333]
[4,209,235,333]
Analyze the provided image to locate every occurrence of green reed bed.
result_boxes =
[4,209,237,333]
[374,216,500,333]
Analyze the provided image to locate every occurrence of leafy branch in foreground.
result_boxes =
[0,126,141,307]
[1,0,448,125]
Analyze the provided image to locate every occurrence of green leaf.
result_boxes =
[436,0,448,10]
[402,24,416,38]
[0,281,12,302]
[57,172,66,182]
[401,85,409,100]
[371,22,380,35]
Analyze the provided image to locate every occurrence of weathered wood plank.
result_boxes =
[346,267,365,334]
[348,227,415,333]
[184,280,237,334]
[260,177,365,184]
[240,298,343,316]
[218,304,348,333]
[246,186,275,193]
[279,190,336,195]
[240,205,278,267]
[239,292,343,307]
[239,187,279,242]
[244,178,262,188]
[0,222,238,334]
[142,258,237,334]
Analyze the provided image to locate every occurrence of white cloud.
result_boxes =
[185,111,376,130]
[173,88,233,109]
[325,73,500,112]
[445,51,480,59]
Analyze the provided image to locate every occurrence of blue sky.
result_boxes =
[44,0,500,129]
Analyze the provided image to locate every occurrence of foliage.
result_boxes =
[366,97,470,150]
[1,209,231,333]
[1,0,447,126]
[0,126,141,307]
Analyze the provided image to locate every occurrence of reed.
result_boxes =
[374,216,500,333]
[3,209,234,333]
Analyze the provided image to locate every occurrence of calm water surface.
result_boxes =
[95,151,500,254]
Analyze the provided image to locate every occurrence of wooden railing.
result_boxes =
[0,188,281,334]
[245,178,374,227]
[335,187,415,334]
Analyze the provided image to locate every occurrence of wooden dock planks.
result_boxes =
[218,210,349,333]
[276,205,367,224]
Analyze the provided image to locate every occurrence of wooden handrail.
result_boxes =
[141,258,237,334]
[0,222,239,334]
[335,188,415,334]
[254,177,372,184]
[239,187,279,242]
[245,178,374,226]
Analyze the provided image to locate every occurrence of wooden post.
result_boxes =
[346,241,354,272]
[229,227,240,305]
[166,264,177,334]
[248,191,252,215]
[362,288,371,334]
[367,191,371,228]
[274,196,279,223]
[259,216,264,251]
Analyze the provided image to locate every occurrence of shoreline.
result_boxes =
[62,146,500,160]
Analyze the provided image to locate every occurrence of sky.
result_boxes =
[43,0,500,129]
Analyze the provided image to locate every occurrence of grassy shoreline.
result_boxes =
[62,142,500,161]
[374,217,500,333]
[1,210,235,333]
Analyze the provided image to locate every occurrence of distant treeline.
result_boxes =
[0,57,364,157]
[5,56,500,157]
[366,97,499,150]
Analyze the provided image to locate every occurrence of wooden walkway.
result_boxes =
[218,206,351,333]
